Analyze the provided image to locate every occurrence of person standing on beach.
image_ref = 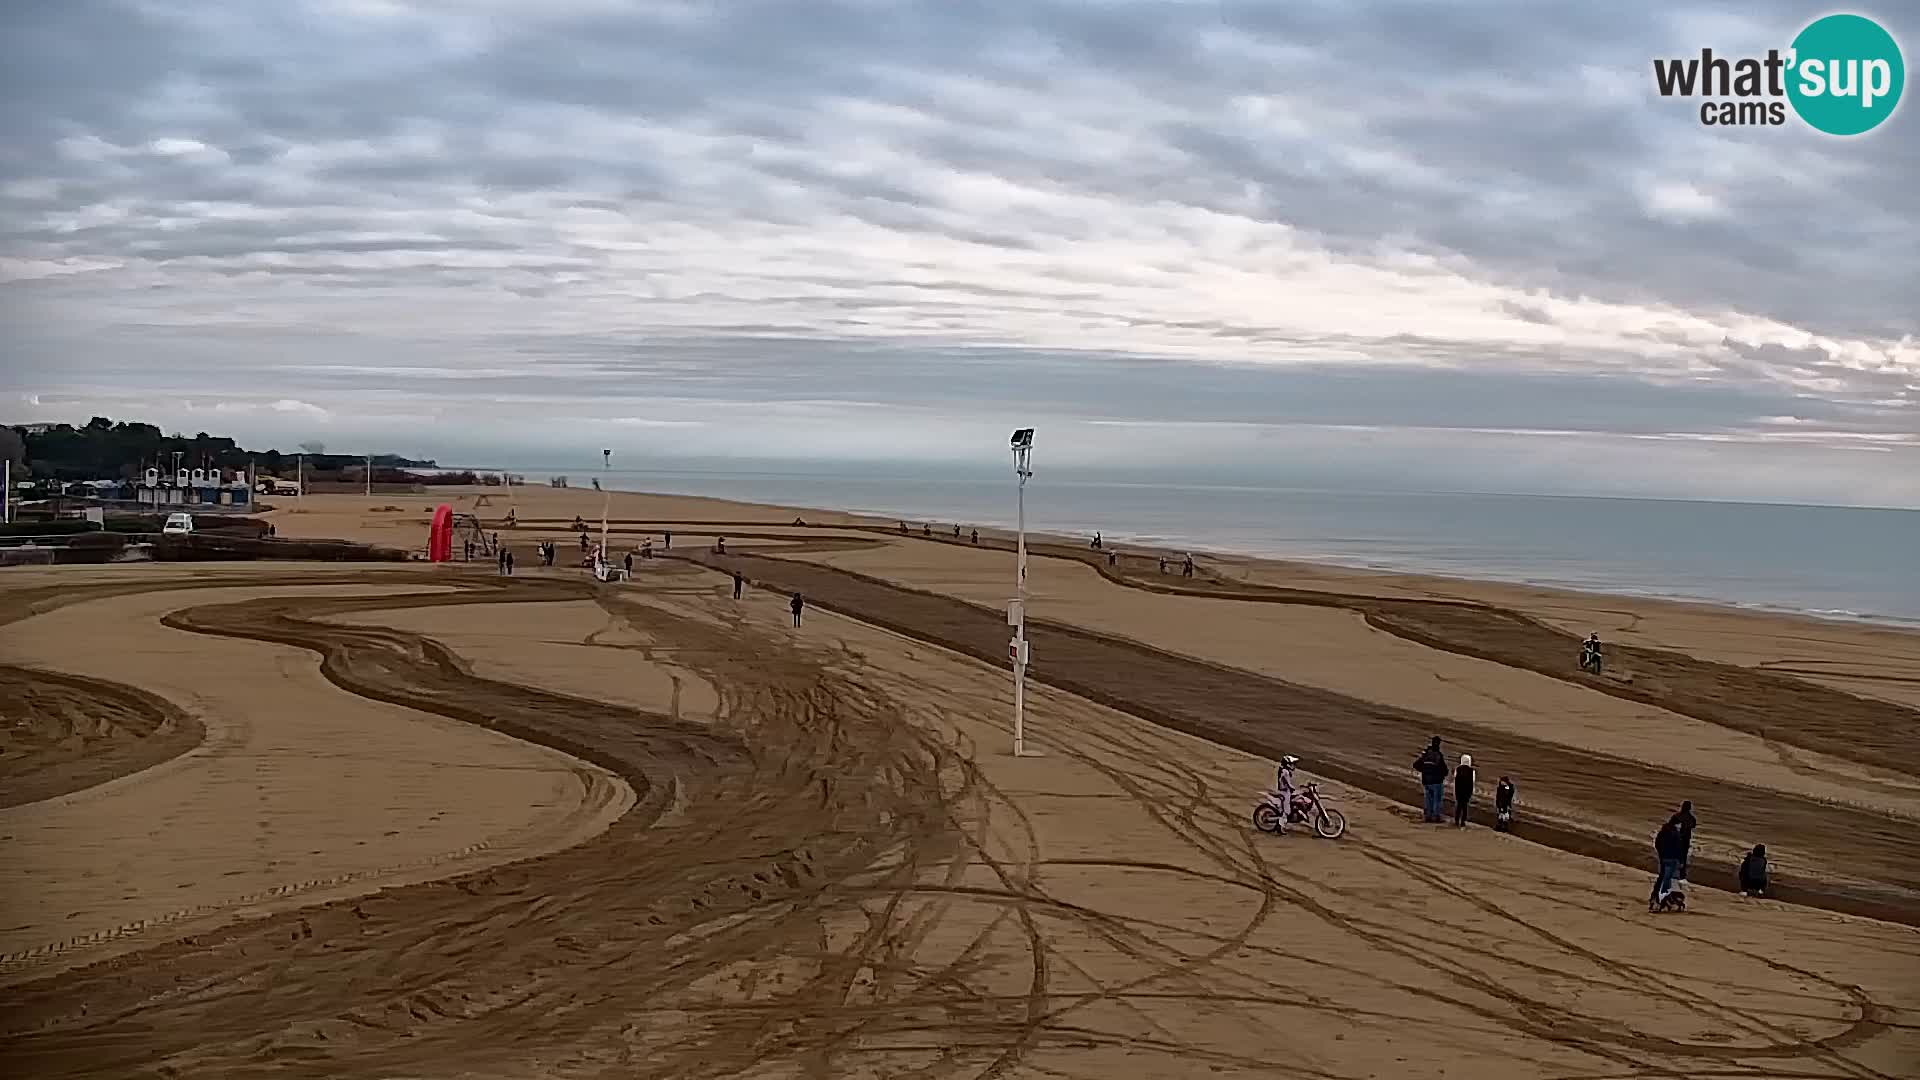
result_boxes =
[1739,845,1768,897]
[1651,817,1686,910]
[664,530,672,550]
[954,524,961,538]
[503,547,514,576]
[1495,776,1516,831]
[1182,553,1195,578]
[623,550,633,576]
[790,592,805,627]
[1673,801,1697,878]
[923,523,931,537]
[1106,549,1117,567]
[733,570,744,599]
[971,529,979,544]
[1091,532,1102,549]
[1414,737,1449,823]
[1158,556,1167,573]
[1453,754,1476,827]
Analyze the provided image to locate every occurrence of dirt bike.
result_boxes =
[1580,648,1603,675]
[1253,783,1347,839]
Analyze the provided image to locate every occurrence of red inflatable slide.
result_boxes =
[428,503,453,562]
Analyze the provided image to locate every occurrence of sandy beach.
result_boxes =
[2,486,1916,1078]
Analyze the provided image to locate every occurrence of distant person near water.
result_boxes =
[1158,556,1167,573]
[790,592,805,627]
[733,570,744,599]
[715,536,726,554]
[953,524,961,538]
[502,548,514,576]
[1414,737,1449,823]
[970,529,979,544]
[1494,776,1516,831]
[1091,532,1102,549]
[923,523,931,537]
[1453,754,1475,827]
[1182,553,1195,578]
[623,551,633,575]
[1106,549,1117,567]
[664,530,672,550]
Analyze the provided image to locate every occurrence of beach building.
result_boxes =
[135,466,253,509]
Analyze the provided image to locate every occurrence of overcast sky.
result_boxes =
[2,1,1916,506]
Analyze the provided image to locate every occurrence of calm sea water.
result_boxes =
[502,463,1920,626]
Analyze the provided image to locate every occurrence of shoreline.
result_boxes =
[793,495,1920,632]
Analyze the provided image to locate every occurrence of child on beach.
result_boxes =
[1494,776,1516,831]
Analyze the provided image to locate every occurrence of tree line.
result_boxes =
[4,417,437,483]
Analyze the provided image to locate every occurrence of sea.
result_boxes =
[489,462,1920,627]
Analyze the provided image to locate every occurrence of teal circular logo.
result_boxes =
[1787,14,1905,135]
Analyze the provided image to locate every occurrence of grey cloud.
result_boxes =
[3,0,1917,506]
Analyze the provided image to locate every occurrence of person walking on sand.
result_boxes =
[1159,555,1167,574]
[923,523,931,537]
[1494,775,1516,832]
[971,528,979,544]
[1453,754,1476,827]
[1182,553,1195,578]
[1091,531,1102,549]
[623,550,633,576]
[502,547,514,576]
[1414,737,1449,823]
[1106,549,1117,567]
[1650,816,1687,911]
[954,524,961,538]
[715,536,726,554]
[733,570,744,599]
[790,592,805,627]
[1739,844,1769,897]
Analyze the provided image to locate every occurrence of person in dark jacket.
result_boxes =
[970,529,979,544]
[733,570,744,599]
[663,530,672,549]
[1453,754,1476,827]
[1651,818,1687,910]
[1673,801,1698,875]
[1739,845,1768,897]
[1494,776,1516,832]
[790,592,805,627]
[1414,737,1449,822]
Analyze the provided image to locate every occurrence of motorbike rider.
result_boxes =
[1274,755,1300,833]
[1581,632,1603,671]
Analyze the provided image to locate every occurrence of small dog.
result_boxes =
[1653,888,1688,913]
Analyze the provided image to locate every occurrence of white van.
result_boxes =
[162,513,195,535]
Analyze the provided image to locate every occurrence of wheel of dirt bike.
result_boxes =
[1313,808,1347,839]
[1253,803,1282,834]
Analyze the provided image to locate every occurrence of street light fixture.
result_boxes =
[1010,427,1036,757]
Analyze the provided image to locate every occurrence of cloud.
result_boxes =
[1,0,1916,506]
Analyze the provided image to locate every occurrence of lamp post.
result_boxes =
[1010,427,1035,757]
[599,449,612,564]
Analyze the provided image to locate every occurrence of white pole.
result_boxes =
[297,455,304,500]
[1010,429,1034,757]
[599,449,611,561]
[365,455,372,498]
[3,459,10,524]
[1015,471,1027,756]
